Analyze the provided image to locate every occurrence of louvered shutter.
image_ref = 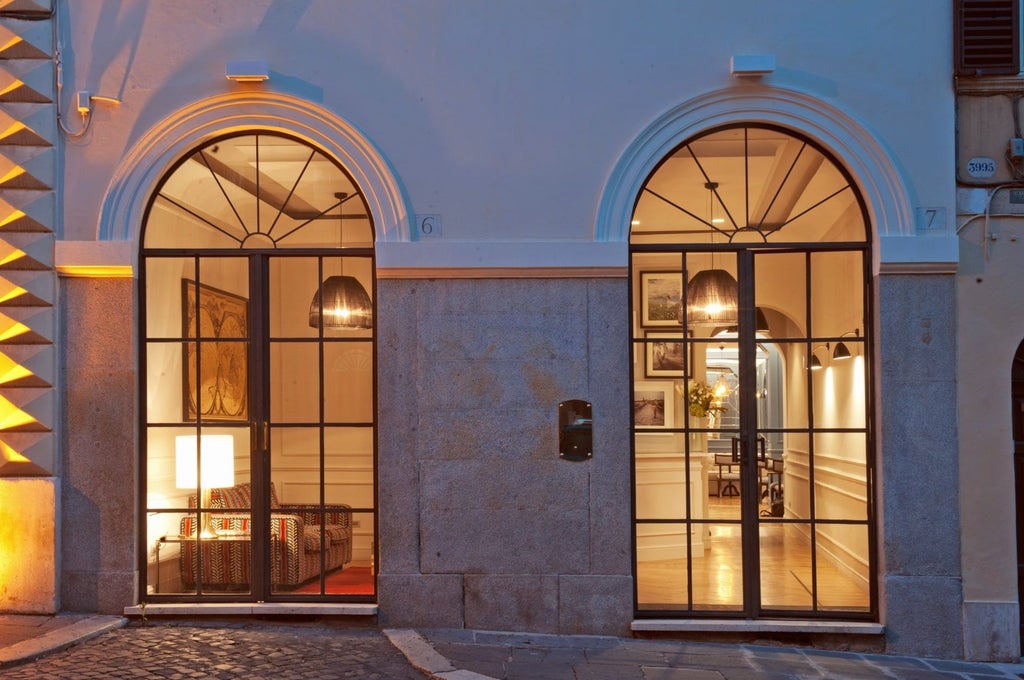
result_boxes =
[957,0,1020,75]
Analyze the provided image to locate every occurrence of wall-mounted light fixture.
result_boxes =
[809,344,828,370]
[832,329,860,361]
[731,54,776,77]
[226,60,270,83]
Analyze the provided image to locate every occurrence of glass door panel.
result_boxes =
[810,251,864,340]
[759,522,814,610]
[630,124,873,621]
[141,132,377,603]
[143,254,253,595]
[693,522,743,610]
[267,255,373,598]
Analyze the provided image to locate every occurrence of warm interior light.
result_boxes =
[712,374,731,399]
[176,434,235,539]
[687,181,738,326]
[809,344,827,370]
[308,275,373,330]
[686,269,738,326]
[309,191,374,330]
[832,329,859,360]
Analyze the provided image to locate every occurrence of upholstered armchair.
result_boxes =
[178,482,352,589]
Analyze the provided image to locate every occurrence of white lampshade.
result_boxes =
[175,435,235,489]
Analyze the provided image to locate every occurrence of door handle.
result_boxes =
[251,421,269,452]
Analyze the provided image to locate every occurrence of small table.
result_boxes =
[154,532,252,593]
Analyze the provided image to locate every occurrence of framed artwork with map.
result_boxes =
[182,280,248,421]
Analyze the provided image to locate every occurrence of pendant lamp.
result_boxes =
[687,181,738,326]
[686,269,738,326]
[308,275,373,329]
[308,191,374,330]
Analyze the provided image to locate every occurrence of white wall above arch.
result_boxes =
[98,91,413,246]
[596,85,955,267]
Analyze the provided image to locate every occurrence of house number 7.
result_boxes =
[916,207,946,231]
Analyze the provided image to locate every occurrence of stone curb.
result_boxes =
[0,615,126,669]
[384,628,497,680]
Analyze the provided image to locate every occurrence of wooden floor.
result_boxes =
[637,497,870,613]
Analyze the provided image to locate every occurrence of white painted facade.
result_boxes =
[3,0,1013,663]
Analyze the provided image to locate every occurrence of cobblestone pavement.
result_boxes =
[0,620,428,680]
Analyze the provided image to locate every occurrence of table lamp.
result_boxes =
[176,434,235,539]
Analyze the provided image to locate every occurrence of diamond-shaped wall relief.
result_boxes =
[0,307,53,343]
[0,20,51,61]
[0,430,52,476]
[0,270,53,307]
[0,191,53,231]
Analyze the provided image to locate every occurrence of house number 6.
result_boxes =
[416,214,441,238]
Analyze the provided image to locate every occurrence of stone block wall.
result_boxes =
[60,276,136,613]
[376,276,632,635]
[879,273,962,658]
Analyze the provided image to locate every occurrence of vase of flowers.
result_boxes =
[678,381,727,446]
[685,381,726,418]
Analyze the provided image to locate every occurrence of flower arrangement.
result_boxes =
[681,381,727,418]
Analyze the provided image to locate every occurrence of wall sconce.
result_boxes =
[809,345,828,370]
[832,329,860,361]
[226,60,270,83]
[176,435,235,539]
[731,54,776,77]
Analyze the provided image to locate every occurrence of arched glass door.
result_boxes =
[139,132,376,602]
[630,125,876,618]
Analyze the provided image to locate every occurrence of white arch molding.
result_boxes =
[596,85,914,256]
[98,92,413,246]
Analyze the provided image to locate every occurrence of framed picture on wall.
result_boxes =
[182,280,249,421]
[640,271,683,327]
[633,381,674,429]
[645,331,691,379]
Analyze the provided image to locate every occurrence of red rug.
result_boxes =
[292,566,374,595]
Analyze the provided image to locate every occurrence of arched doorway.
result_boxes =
[138,131,376,602]
[630,124,876,619]
[1011,341,1024,647]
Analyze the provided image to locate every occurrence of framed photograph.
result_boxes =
[633,381,674,429]
[640,271,683,327]
[182,280,249,421]
[645,331,691,379]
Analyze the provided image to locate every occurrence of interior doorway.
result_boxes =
[138,132,377,602]
[630,124,876,619]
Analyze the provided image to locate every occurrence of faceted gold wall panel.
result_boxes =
[0,5,54,477]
